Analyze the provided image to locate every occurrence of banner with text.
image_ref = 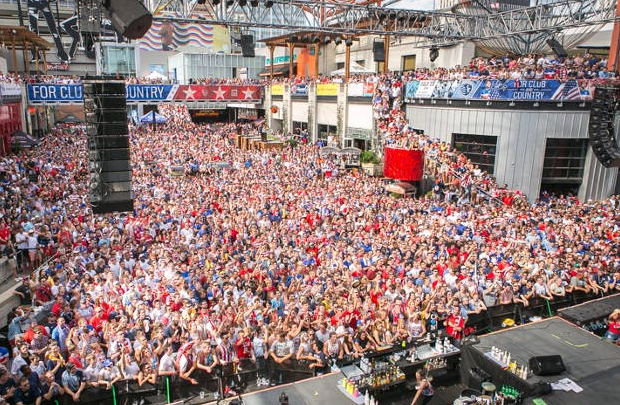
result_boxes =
[317,83,339,96]
[405,79,595,101]
[271,84,284,96]
[291,83,308,95]
[28,84,82,103]
[348,82,375,97]
[28,84,262,103]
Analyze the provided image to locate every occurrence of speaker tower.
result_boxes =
[589,86,620,168]
[84,78,134,213]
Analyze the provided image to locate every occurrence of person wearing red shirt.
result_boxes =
[606,309,620,343]
[445,306,465,340]
[22,320,48,344]
[235,329,255,373]
[0,219,10,257]
[89,307,106,333]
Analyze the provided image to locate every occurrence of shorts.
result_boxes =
[605,331,619,342]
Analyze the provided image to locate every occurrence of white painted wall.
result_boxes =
[317,102,337,125]
[347,103,373,130]
[292,101,308,122]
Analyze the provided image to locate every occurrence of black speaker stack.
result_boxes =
[241,34,255,57]
[84,78,134,214]
[589,86,620,168]
[546,38,568,58]
[373,41,385,62]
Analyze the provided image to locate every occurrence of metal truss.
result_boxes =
[148,0,618,44]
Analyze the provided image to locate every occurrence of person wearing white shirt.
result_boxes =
[158,345,177,376]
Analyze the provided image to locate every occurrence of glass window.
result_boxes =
[541,138,587,182]
[318,124,336,140]
[452,133,497,175]
[101,46,136,76]
[402,55,416,71]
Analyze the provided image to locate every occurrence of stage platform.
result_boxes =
[558,293,620,327]
[461,317,620,405]
[206,372,359,405]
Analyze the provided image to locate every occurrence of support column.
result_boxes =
[42,50,47,74]
[269,44,275,80]
[345,41,351,81]
[314,43,320,78]
[383,35,389,74]
[282,83,292,134]
[308,82,317,142]
[336,82,347,148]
[609,0,620,71]
[288,42,294,78]
[265,85,273,130]
[11,41,17,75]
[22,42,28,72]
[34,46,40,74]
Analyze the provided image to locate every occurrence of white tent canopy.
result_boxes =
[147,70,168,81]
[330,61,375,76]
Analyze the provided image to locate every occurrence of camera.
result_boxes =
[279,392,289,405]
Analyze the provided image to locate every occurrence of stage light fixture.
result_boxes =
[238,0,247,5]
[264,0,273,7]
[311,34,320,43]
[389,11,397,20]
[397,11,406,21]
[226,0,234,6]
[334,36,342,45]
[290,34,299,43]
[429,47,439,62]
[345,38,353,46]
[250,0,259,5]
[197,0,206,4]
[323,35,331,44]
[104,0,153,39]
[378,10,387,20]
[212,0,221,5]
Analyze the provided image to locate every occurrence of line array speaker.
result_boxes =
[241,34,255,57]
[373,41,385,62]
[589,86,620,168]
[84,78,133,214]
[546,38,568,58]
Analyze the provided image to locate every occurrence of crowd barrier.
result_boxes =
[25,290,617,405]
[465,291,618,335]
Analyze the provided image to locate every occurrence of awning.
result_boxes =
[55,113,82,124]
[385,182,416,195]
[259,63,297,77]
[228,103,257,108]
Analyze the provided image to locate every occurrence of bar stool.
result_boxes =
[481,381,496,398]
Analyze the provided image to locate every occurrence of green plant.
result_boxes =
[360,150,380,164]
[286,139,297,148]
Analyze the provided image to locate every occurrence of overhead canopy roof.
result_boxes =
[0,25,51,50]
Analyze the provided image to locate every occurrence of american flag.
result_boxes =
[552,80,581,100]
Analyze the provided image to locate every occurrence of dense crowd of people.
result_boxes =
[1,58,620,404]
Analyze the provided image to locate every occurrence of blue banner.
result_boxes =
[28,84,178,103]
[405,81,419,99]
[451,80,484,99]
[27,84,82,103]
[291,84,308,96]
[125,84,175,101]
[472,79,563,100]
[408,79,592,101]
